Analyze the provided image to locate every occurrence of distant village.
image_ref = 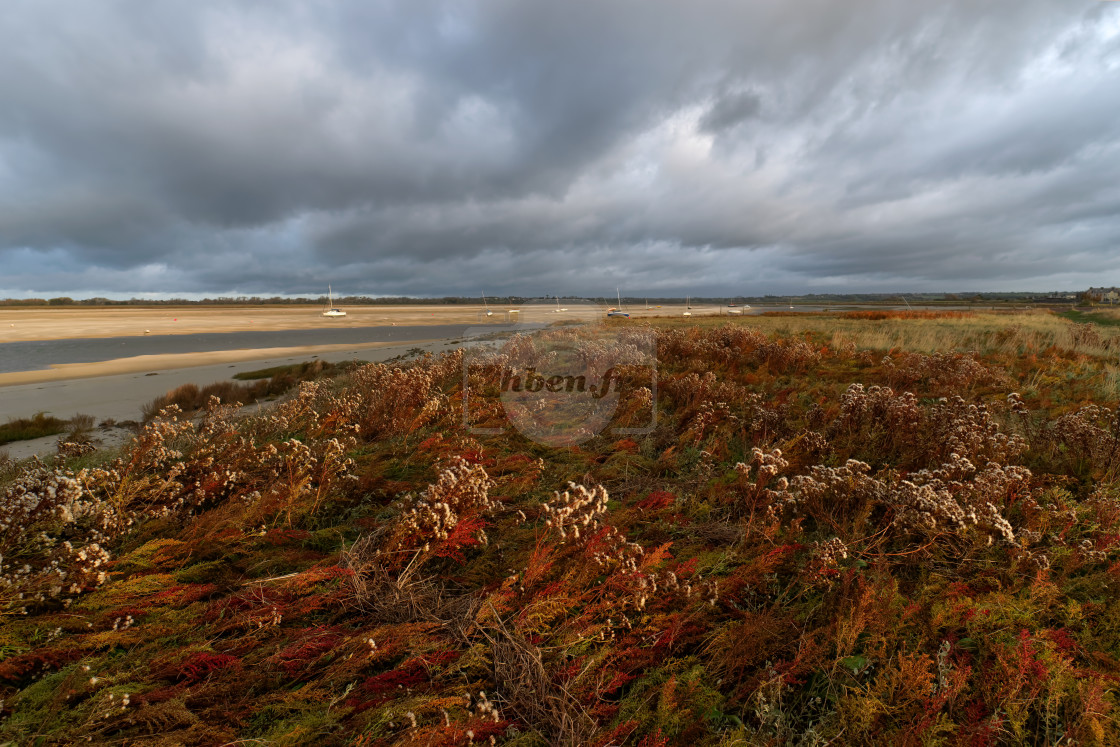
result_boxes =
[1087,287,1120,303]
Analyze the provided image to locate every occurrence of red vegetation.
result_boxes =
[176,653,241,683]
[840,310,975,320]
[7,320,1120,744]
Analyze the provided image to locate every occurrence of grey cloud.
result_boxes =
[0,0,1117,297]
[700,91,762,133]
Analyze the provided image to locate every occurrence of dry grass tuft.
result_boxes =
[481,603,597,747]
[341,534,481,639]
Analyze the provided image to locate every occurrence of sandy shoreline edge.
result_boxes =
[0,340,440,388]
[0,338,463,445]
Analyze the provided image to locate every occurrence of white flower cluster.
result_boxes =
[628,386,654,412]
[387,458,495,555]
[838,384,923,437]
[0,387,369,612]
[1053,404,1120,473]
[542,482,608,542]
[837,384,1026,466]
[892,455,1030,544]
[467,690,502,723]
[735,447,790,488]
[729,447,792,519]
[932,397,1026,465]
[766,449,1029,547]
[631,568,719,610]
[886,350,1003,391]
[344,351,462,437]
[56,439,97,458]
[587,525,645,571]
[0,461,116,607]
[805,537,850,587]
[686,400,738,443]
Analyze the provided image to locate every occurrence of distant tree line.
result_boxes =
[0,291,1083,307]
[0,296,534,307]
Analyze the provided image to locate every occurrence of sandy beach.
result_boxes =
[0,304,501,342]
[0,302,744,343]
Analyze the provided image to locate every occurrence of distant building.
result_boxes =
[1088,287,1120,303]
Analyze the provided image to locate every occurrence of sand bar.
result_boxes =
[0,302,981,345]
[0,338,461,425]
[0,303,746,343]
[0,339,450,388]
[0,304,507,342]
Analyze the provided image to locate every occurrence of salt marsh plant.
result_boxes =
[2,311,1120,744]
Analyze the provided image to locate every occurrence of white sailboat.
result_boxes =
[727,297,749,315]
[607,288,629,318]
[482,293,493,317]
[683,295,691,317]
[322,285,346,317]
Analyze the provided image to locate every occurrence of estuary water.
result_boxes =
[0,324,480,374]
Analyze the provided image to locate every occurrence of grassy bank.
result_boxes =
[0,412,98,446]
[660,308,1118,356]
[140,359,359,421]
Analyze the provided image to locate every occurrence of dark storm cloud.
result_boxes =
[0,0,1117,297]
[699,91,763,134]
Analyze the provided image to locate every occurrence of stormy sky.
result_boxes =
[1,1,1118,299]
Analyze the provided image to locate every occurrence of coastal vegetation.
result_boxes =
[0,413,94,448]
[140,360,358,423]
[2,310,1120,744]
